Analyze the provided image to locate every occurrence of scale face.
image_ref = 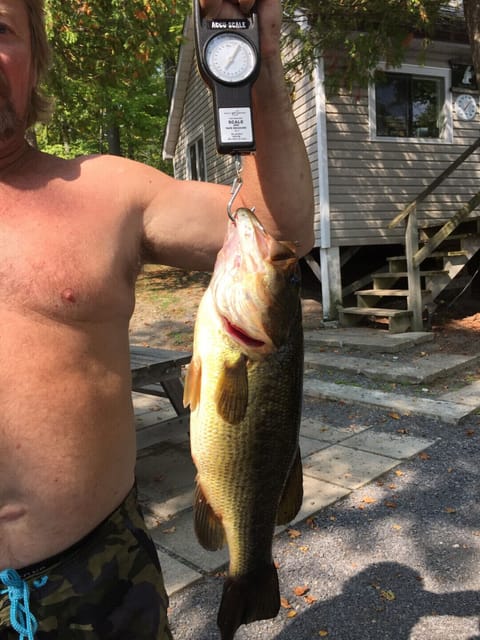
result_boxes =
[194,1,260,154]
[205,33,257,84]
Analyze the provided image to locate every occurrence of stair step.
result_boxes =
[387,250,467,262]
[339,307,412,318]
[338,306,413,333]
[355,289,429,297]
[374,270,447,279]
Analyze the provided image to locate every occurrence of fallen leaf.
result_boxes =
[362,496,376,504]
[287,529,302,539]
[161,526,176,534]
[299,545,310,552]
[318,630,329,637]
[419,452,431,460]
[293,585,310,597]
[397,428,409,434]
[389,412,401,420]
[392,524,402,531]
[280,597,292,609]
[444,507,457,514]
[465,429,475,437]
[380,589,396,601]
[305,594,318,605]
[395,470,405,477]
[388,484,397,490]
[287,610,297,619]
[384,501,398,509]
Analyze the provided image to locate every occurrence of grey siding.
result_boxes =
[173,65,238,186]
[325,46,480,247]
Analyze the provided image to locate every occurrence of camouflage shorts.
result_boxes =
[0,485,173,639]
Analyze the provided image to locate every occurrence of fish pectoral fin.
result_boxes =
[276,447,304,525]
[183,356,202,410]
[217,564,280,640]
[194,481,226,551]
[214,355,248,424]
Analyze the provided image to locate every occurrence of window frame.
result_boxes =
[186,130,207,181]
[369,63,453,144]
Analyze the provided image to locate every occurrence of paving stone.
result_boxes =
[303,379,474,424]
[302,444,401,490]
[304,328,433,353]
[156,549,203,595]
[304,352,480,384]
[135,407,177,429]
[132,392,165,414]
[143,488,194,522]
[300,435,331,457]
[341,430,436,460]
[136,442,196,518]
[290,476,350,525]
[300,417,369,443]
[441,380,480,408]
[136,415,190,450]
[150,508,229,574]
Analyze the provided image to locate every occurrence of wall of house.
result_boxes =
[173,64,238,187]
[319,42,480,248]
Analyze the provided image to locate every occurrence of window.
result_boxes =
[187,136,206,181]
[370,65,452,142]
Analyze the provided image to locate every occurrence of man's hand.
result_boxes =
[199,0,256,19]
[199,0,282,58]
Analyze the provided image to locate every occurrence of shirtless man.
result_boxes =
[0,0,314,637]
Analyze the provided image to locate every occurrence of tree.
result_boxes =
[281,0,447,91]
[462,0,480,88]
[40,0,189,165]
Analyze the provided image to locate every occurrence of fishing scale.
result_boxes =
[194,0,260,156]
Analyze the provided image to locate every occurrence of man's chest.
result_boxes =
[0,205,139,323]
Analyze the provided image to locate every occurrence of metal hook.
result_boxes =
[227,154,243,222]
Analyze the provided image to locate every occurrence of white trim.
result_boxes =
[314,58,331,249]
[314,57,333,320]
[162,16,195,160]
[368,63,453,144]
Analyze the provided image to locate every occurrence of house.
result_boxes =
[163,5,480,332]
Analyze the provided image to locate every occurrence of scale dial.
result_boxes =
[455,93,477,121]
[205,33,257,84]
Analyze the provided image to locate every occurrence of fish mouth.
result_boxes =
[223,317,266,349]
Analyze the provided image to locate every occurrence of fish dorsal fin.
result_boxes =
[276,447,303,525]
[183,356,202,411]
[194,481,226,551]
[214,355,248,424]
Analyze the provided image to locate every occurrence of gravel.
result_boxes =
[167,399,480,640]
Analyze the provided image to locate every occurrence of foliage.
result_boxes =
[281,0,446,92]
[38,0,189,168]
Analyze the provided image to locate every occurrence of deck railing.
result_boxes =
[388,137,480,330]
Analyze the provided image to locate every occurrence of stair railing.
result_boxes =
[389,137,480,331]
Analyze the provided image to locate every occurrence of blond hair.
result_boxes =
[24,0,53,125]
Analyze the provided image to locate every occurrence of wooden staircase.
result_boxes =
[338,137,480,333]
[338,221,480,333]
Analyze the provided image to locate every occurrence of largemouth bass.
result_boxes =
[183,207,304,640]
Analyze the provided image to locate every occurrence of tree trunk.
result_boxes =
[463,0,480,89]
[107,124,122,156]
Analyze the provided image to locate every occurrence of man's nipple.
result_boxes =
[61,288,76,303]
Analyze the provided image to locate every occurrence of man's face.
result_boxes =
[0,0,34,141]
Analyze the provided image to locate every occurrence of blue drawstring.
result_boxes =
[0,569,47,640]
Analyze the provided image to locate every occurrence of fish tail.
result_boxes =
[217,564,280,640]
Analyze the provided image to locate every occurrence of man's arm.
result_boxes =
[142,0,314,270]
